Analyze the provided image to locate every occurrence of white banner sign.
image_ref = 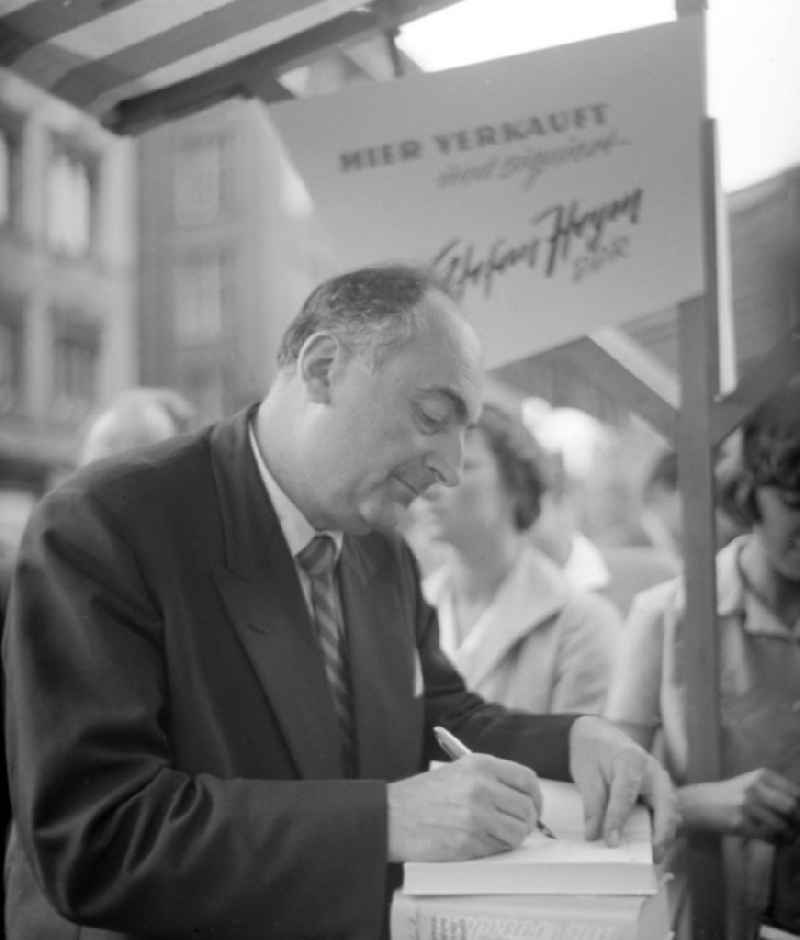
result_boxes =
[270,17,705,367]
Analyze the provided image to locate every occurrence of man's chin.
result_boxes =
[357,500,407,535]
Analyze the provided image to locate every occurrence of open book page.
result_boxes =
[530,779,653,862]
[403,779,656,896]
[463,778,652,868]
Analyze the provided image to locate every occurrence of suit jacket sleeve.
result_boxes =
[4,482,387,939]
[402,545,578,781]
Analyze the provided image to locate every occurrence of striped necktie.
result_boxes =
[296,535,355,775]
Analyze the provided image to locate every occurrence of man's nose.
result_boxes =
[428,430,464,488]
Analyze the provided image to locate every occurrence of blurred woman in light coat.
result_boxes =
[416,402,620,715]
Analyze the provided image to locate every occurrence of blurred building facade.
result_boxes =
[136,44,401,426]
[0,70,137,502]
[137,99,320,425]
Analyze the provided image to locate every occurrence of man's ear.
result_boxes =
[297,332,341,403]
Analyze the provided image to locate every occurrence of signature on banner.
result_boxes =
[437,130,630,192]
[431,187,643,297]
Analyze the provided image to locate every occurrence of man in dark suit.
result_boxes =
[3,265,675,939]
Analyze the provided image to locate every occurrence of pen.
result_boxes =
[433,725,557,840]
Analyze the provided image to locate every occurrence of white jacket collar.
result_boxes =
[424,544,570,689]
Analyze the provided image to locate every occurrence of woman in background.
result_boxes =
[416,402,620,714]
[605,379,800,939]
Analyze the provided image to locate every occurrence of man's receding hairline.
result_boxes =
[414,287,480,348]
[358,286,459,365]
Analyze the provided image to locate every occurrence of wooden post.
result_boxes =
[380,0,406,79]
[673,4,726,936]
[678,118,726,940]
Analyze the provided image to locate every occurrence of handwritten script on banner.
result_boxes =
[269,16,704,367]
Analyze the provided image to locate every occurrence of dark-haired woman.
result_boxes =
[417,402,620,715]
[605,381,800,939]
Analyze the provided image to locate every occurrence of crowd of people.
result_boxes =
[406,377,800,939]
[0,263,797,939]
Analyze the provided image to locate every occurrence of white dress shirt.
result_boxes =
[248,422,342,613]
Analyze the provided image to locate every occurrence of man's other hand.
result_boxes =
[569,715,677,862]
[387,754,542,862]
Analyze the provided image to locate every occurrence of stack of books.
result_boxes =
[392,779,663,940]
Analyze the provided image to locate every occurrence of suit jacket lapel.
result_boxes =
[340,536,419,781]
[209,407,344,779]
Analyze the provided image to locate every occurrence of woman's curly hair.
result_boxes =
[475,402,555,531]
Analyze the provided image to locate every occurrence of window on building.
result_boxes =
[0,308,22,415]
[0,132,13,227]
[46,141,97,258]
[173,134,231,226]
[0,110,23,230]
[51,316,100,422]
[173,251,230,345]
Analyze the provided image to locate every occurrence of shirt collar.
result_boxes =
[248,422,342,559]
[715,536,747,617]
[563,532,610,592]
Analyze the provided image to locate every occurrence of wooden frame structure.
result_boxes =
[104,1,419,134]
[0,0,450,135]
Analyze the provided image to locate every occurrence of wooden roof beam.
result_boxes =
[710,328,800,445]
[105,0,457,134]
[569,327,681,440]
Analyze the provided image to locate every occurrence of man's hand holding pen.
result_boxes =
[434,726,557,839]
[386,717,678,866]
[386,750,543,863]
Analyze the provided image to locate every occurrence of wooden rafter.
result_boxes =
[711,329,800,445]
[560,333,679,440]
[105,0,457,134]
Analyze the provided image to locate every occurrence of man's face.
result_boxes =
[753,486,800,581]
[310,294,484,534]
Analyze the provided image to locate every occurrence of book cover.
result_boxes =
[403,779,657,897]
[391,891,647,940]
